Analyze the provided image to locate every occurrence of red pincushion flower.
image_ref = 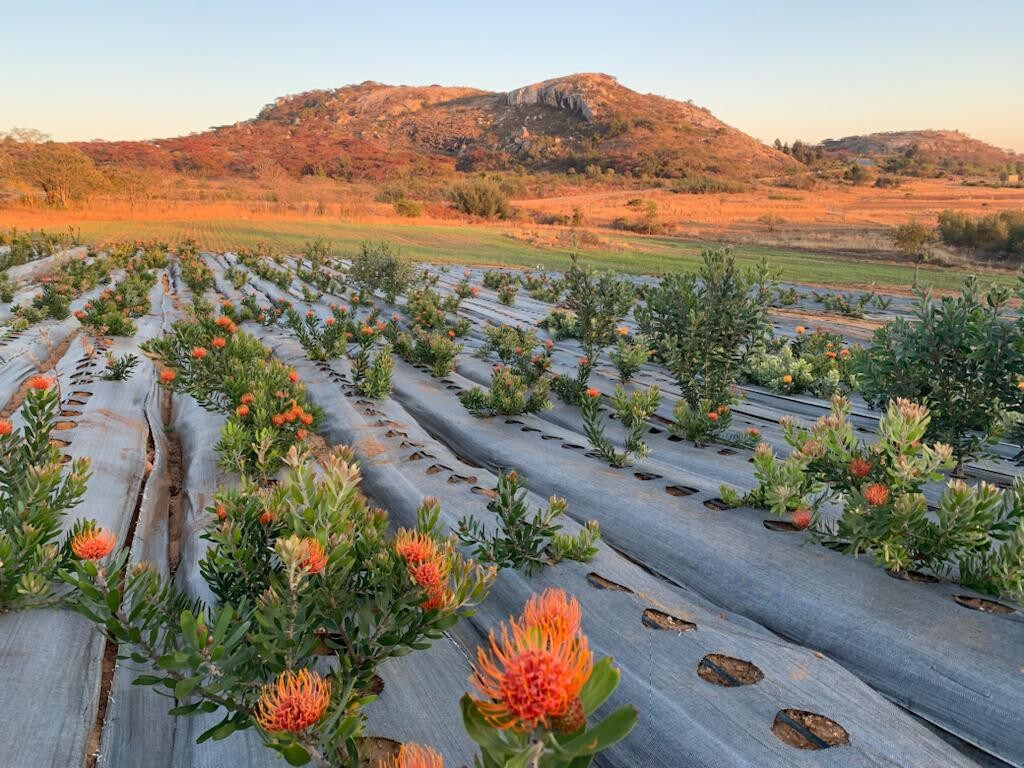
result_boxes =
[298,538,327,574]
[240,393,254,405]
[849,457,872,478]
[28,376,53,390]
[192,347,207,359]
[707,411,719,421]
[586,387,600,399]
[288,370,300,383]
[382,744,444,768]
[235,405,250,418]
[0,420,12,436]
[792,508,812,530]
[212,337,226,349]
[521,588,581,642]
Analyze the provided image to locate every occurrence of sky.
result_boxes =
[3,0,1022,152]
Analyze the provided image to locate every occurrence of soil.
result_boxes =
[84,639,119,768]
[642,608,696,632]
[163,391,184,575]
[586,572,632,593]
[771,709,850,750]
[954,595,1015,615]
[697,654,765,687]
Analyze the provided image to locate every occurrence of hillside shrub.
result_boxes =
[449,178,511,219]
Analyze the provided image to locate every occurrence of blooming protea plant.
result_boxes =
[64,446,494,766]
[0,378,91,612]
[581,384,660,467]
[459,589,636,766]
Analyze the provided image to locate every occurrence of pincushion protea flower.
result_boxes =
[849,457,872,478]
[521,588,581,643]
[864,483,890,507]
[471,616,592,733]
[160,369,176,383]
[255,668,330,734]
[0,419,12,436]
[192,347,207,359]
[382,744,444,768]
[395,529,438,565]
[71,527,116,560]
[28,376,53,390]
[791,508,812,530]
[585,387,600,398]
[298,538,328,574]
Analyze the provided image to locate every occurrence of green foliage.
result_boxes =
[637,249,774,411]
[64,449,494,764]
[581,386,660,467]
[0,383,91,611]
[938,209,1024,257]
[670,399,758,449]
[348,322,393,398]
[450,178,511,219]
[395,328,463,378]
[78,266,156,336]
[562,254,634,363]
[457,471,597,575]
[145,307,322,480]
[99,352,140,381]
[496,283,518,306]
[855,277,1023,465]
[743,330,855,397]
[461,365,550,417]
[609,331,650,383]
[538,309,579,340]
[348,241,414,302]
[179,251,215,295]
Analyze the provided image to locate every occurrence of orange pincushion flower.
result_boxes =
[383,744,444,768]
[521,589,581,642]
[215,315,232,328]
[260,509,274,525]
[271,414,286,427]
[296,428,308,440]
[254,669,330,734]
[472,619,593,732]
[361,325,373,336]
[71,527,116,560]
[298,538,328,574]
[212,337,226,349]
[395,529,438,565]
[300,412,314,426]
[864,483,889,507]
[28,376,53,390]
[0,420,12,436]
[795,325,805,335]
[782,374,793,385]
[74,310,86,320]
[412,558,452,611]
[240,393,254,405]
[235,405,250,418]
[792,508,812,530]
[616,326,629,336]
[288,370,300,383]
[585,387,600,398]
[160,369,176,383]
[192,347,207,359]
[325,316,335,326]
[578,357,589,366]
[849,457,872,478]
[707,411,719,421]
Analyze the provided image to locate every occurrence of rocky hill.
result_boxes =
[821,130,1020,174]
[76,73,798,182]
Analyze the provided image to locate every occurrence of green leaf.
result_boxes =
[280,743,311,765]
[578,657,618,715]
[555,706,637,756]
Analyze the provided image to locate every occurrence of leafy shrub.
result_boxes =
[449,178,511,219]
[609,329,650,383]
[348,240,415,302]
[538,309,579,340]
[77,267,156,337]
[393,198,423,217]
[457,470,599,575]
[64,449,494,765]
[348,323,393,399]
[581,385,660,467]
[744,330,855,397]
[396,328,463,377]
[562,255,634,365]
[637,249,774,426]
[460,365,550,417]
[671,399,758,448]
[285,305,352,361]
[497,283,518,306]
[855,278,1023,466]
[482,269,516,290]
[0,379,91,612]
[99,352,139,381]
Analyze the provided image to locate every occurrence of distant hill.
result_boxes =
[74,73,798,183]
[820,130,1021,175]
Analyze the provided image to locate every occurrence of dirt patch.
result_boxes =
[356,736,401,763]
[697,654,764,687]
[771,709,849,750]
[163,391,184,575]
[953,595,1014,614]
[356,436,389,458]
[84,637,119,768]
[642,608,696,632]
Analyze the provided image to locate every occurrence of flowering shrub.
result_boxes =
[457,470,599,575]
[14,252,109,323]
[609,328,650,383]
[64,448,494,766]
[730,396,1024,596]
[523,272,563,303]
[393,328,463,378]
[405,287,460,330]
[744,330,856,397]
[460,589,637,766]
[581,385,660,467]
[671,398,758,448]
[482,269,516,291]
[145,308,322,479]
[497,283,518,306]
[855,278,1023,466]
[99,352,140,381]
[285,305,352,361]
[78,268,157,336]
[348,322,393,398]
[179,250,214,295]
[460,365,551,417]
[636,249,773,417]
[237,244,293,290]
[0,379,91,611]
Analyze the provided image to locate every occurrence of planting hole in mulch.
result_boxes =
[541,434,560,440]
[355,737,401,763]
[407,451,428,461]
[666,485,698,497]
[887,569,939,584]
[642,608,696,632]
[586,572,633,593]
[425,464,450,475]
[718,448,736,456]
[650,413,673,426]
[697,654,764,687]
[562,443,585,450]
[953,595,1015,614]
[60,409,82,417]
[355,400,374,406]
[504,419,523,425]
[771,709,849,750]
[521,426,541,433]
[634,472,661,481]
[385,429,408,438]
[471,486,498,499]
[54,420,77,431]
[667,434,684,442]
[447,474,477,484]
[446,385,461,391]
[703,498,729,511]
[763,520,802,532]
[49,438,72,448]
[649,427,663,434]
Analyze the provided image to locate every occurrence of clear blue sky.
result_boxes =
[4,0,1022,151]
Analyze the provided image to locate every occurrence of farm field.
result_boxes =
[0,205,1020,292]
[1,236,1022,768]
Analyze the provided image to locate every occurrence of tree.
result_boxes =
[846,162,872,185]
[18,143,106,206]
[449,177,511,219]
[891,221,935,287]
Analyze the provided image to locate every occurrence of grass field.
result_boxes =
[5,211,1019,292]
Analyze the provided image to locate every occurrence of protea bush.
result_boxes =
[146,306,323,479]
[461,365,551,417]
[581,385,660,467]
[608,327,649,383]
[743,329,855,396]
[347,321,393,399]
[670,398,758,449]
[64,448,494,767]
[0,377,91,612]
[285,304,353,361]
[78,267,157,337]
